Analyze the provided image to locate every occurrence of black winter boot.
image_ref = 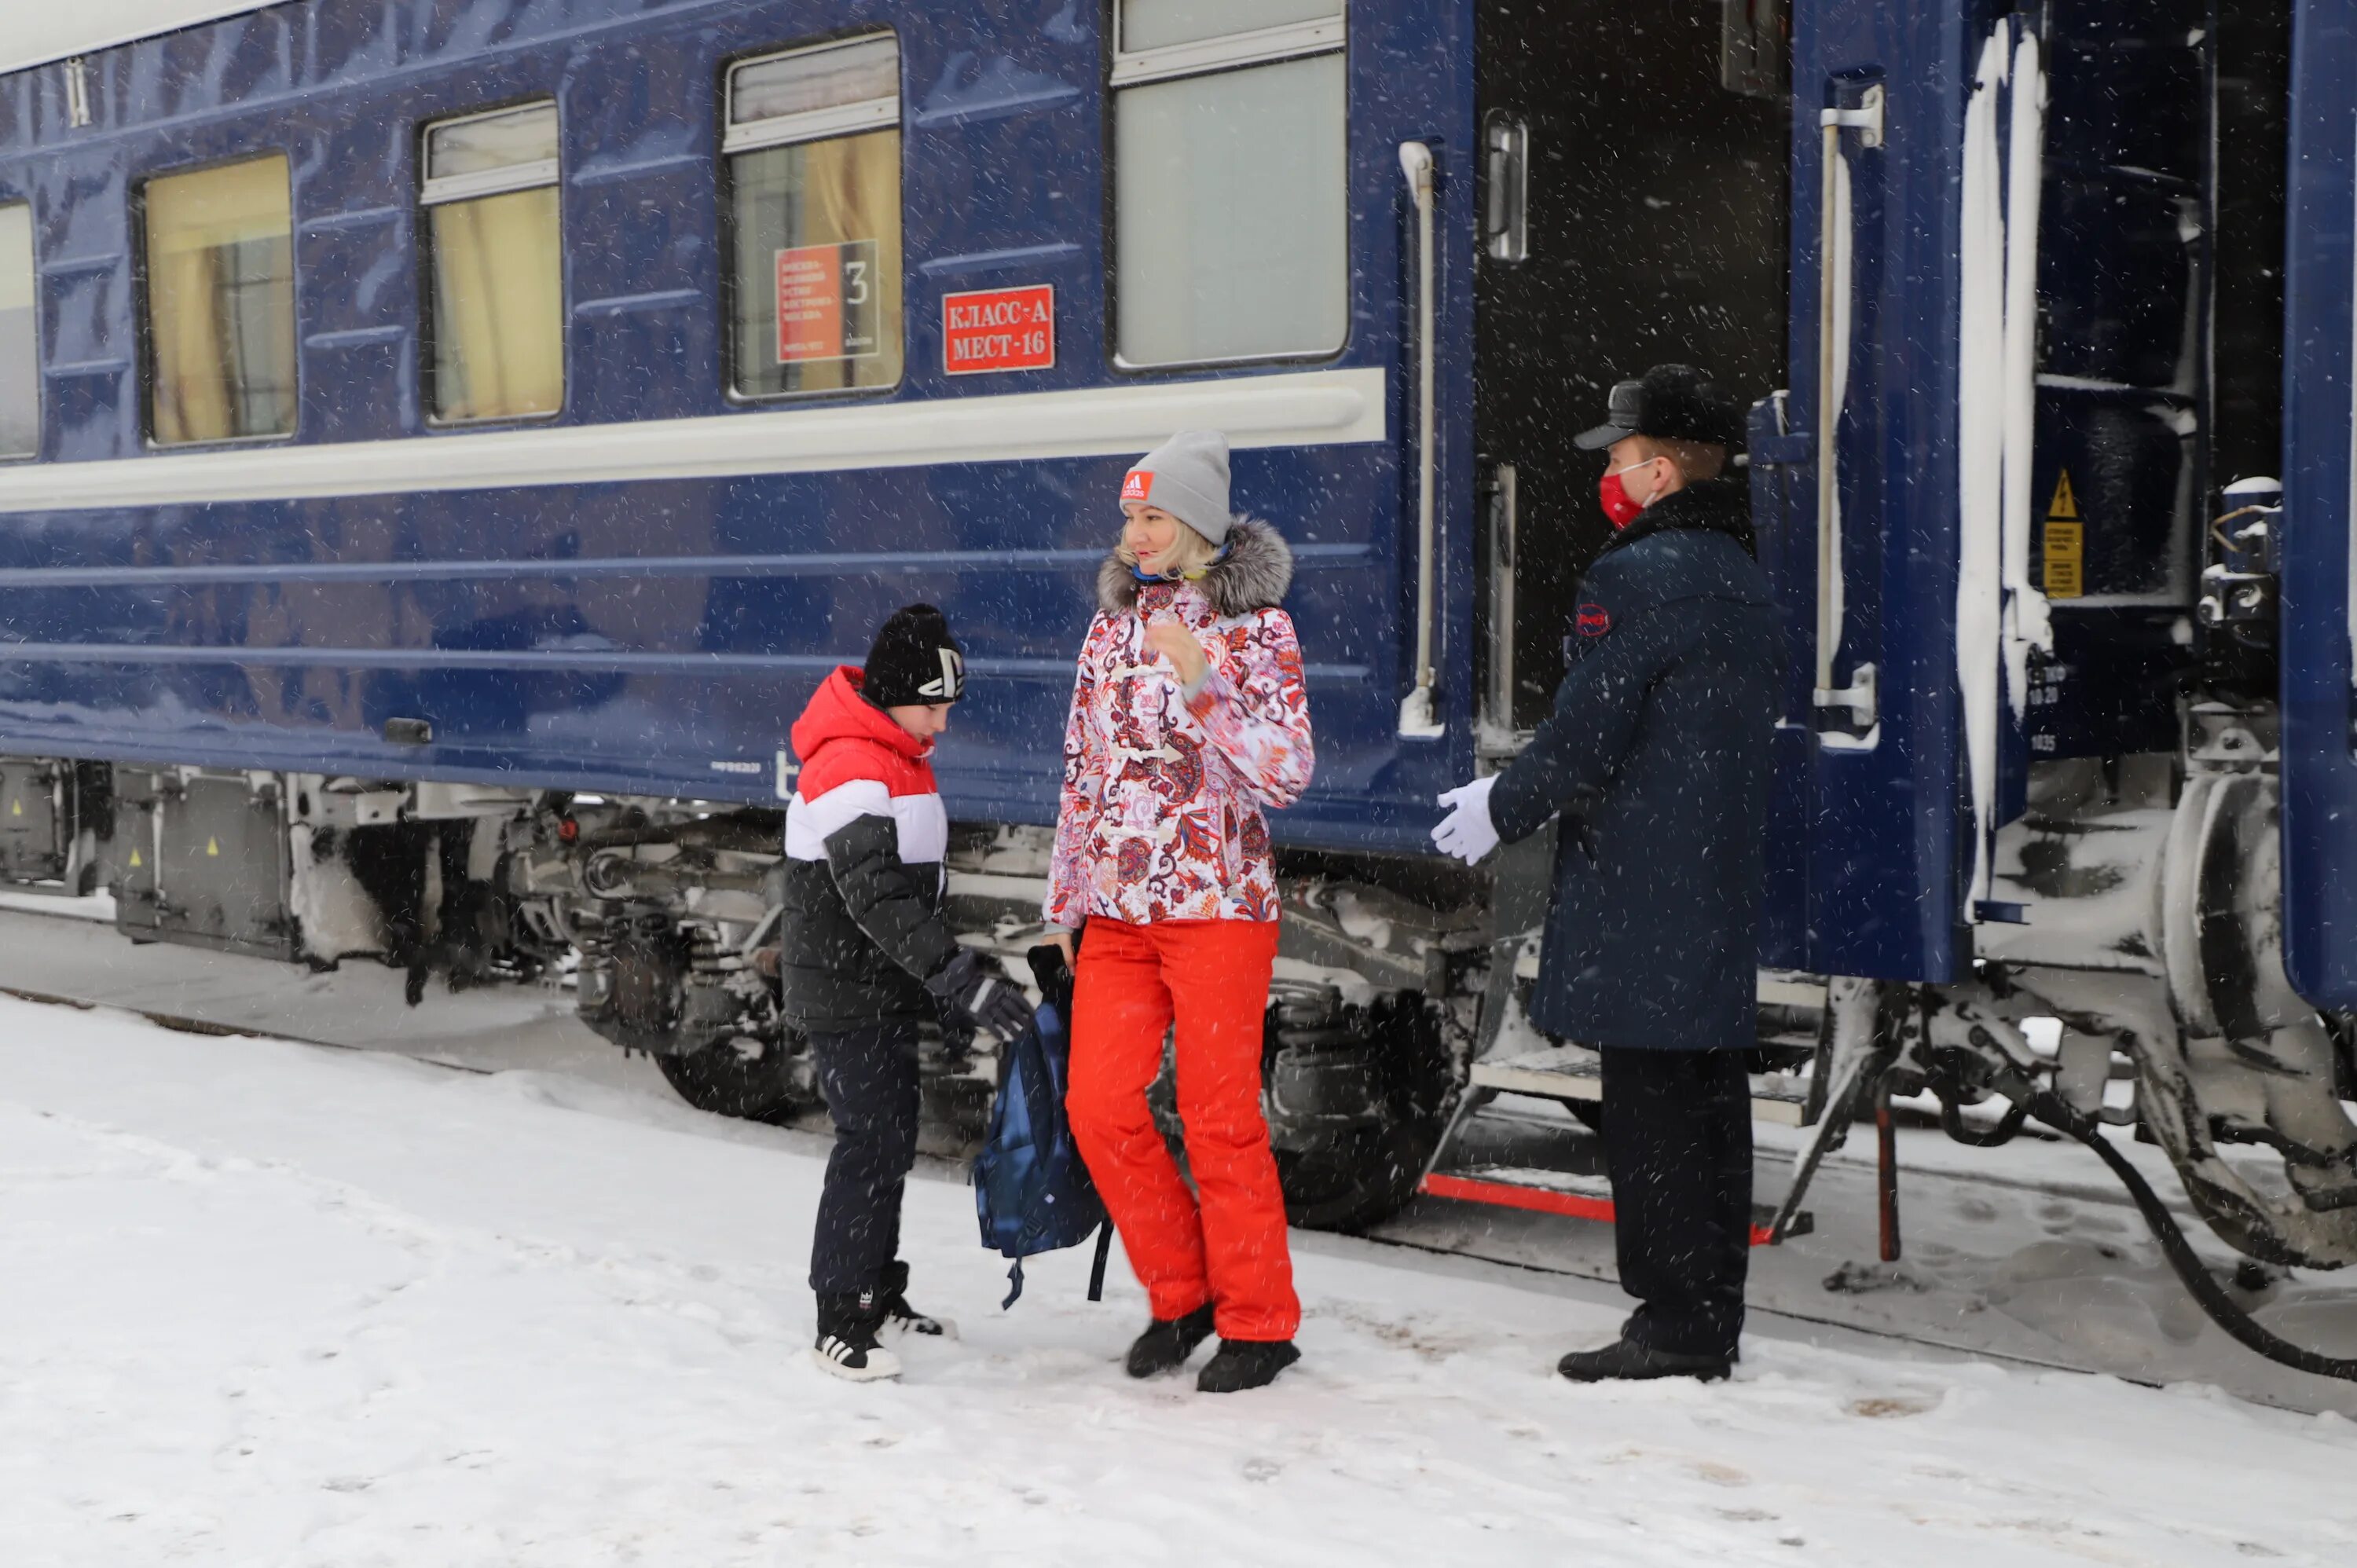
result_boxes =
[812,1290,902,1383]
[1124,1305,1216,1378]
[1197,1338,1300,1394]
[1556,1336,1731,1384]
[878,1259,955,1340]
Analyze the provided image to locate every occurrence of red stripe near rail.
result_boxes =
[1418,1172,1780,1247]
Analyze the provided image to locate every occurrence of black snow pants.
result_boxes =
[808,1020,922,1297]
[1599,1045,1754,1359]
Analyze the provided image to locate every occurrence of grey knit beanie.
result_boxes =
[1120,429,1234,546]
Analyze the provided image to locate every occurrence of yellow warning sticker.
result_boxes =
[129,848,143,868]
[206,836,220,858]
[2043,469,2086,599]
[2048,470,2082,522]
[8,798,19,817]
[2045,521,2085,599]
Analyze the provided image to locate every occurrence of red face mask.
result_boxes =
[1598,463,1652,529]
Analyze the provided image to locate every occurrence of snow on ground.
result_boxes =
[4,995,2355,1566]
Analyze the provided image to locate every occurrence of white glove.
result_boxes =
[1431,776,1501,864]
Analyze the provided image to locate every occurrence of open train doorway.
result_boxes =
[1474,0,1792,732]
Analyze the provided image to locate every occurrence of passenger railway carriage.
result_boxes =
[4,1,2357,1368]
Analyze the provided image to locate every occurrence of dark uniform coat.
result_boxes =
[1488,479,1780,1053]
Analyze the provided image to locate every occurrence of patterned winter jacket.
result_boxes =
[1045,518,1314,927]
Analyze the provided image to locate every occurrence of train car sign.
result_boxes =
[775,240,882,365]
[943,285,1055,375]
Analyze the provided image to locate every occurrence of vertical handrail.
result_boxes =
[1487,463,1518,728]
[1813,117,1844,701]
[1815,86,1884,721]
[1398,141,1443,739]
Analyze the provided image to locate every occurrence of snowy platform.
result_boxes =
[4,993,2356,1564]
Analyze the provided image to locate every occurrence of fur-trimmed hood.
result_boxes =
[1097,517,1295,617]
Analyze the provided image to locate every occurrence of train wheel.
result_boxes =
[1275,1112,1442,1233]
[1270,994,1452,1233]
[656,1034,811,1123]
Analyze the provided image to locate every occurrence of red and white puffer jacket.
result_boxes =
[778,665,959,1034]
[1045,519,1314,927]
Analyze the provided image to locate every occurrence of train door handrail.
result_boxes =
[1398,140,1443,740]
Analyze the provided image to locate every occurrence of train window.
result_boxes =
[421,101,564,423]
[1112,2,1349,367]
[724,34,904,399]
[142,155,297,445]
[0,202,33,460]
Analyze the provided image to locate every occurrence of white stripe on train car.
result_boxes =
[3,3,288,77]
[0,368,1389,515]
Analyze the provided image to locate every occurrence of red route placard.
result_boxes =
[775,240,882,366]
[943,284,1055,376]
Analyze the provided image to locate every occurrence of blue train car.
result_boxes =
[3,2,2355,1297]
[1750,0,2357,1291]
[0,1,1455,839]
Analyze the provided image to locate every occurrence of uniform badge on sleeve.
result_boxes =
[1577,603,1614,637]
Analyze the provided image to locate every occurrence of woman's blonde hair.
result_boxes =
[1116,516,1224,581]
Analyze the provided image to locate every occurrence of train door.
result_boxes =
[1472,0,1791,735]
[2281,0,2357,1007]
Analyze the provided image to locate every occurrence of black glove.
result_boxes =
[926,948,1037,1042]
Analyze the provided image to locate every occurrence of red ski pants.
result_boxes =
[1067,917,1299,1342]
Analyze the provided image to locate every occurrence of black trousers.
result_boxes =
[808,1020,922,1297]
[1599,1045,1754,1359]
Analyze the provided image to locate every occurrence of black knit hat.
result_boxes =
[862,603,966,708]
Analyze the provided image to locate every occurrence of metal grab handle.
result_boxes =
[1814,86,1884,716]
[1398,141,1443,740]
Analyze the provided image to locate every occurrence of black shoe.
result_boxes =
[812,1290,902,1383]
[1124,1305,1216,1378]
[1556,1336,1731,1384]
[877,1260,955,1340]
[1197,1338,1300,1394]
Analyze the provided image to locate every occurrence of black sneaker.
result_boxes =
[1124,1305,1216,1378]
[1197,1339,1300,1394]
[878,1260,955,1340]
[812,1290,902,1383]
[1556,1337,1731,1384]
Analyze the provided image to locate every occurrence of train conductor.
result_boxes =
[1431,365,1781,1382]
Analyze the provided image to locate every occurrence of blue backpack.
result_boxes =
[973,947,1114,1308]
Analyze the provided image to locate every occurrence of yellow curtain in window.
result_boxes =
[145,156,295,445]
[796,130,902,393]
[431,185,563,421]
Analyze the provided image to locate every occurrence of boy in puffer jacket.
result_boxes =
[1047,430,1317,1394]
[781,603,1036,1383]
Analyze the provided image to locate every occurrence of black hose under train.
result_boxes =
[2022,1087,2357,1385]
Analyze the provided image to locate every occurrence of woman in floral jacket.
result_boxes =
[1046,429,1314,1394]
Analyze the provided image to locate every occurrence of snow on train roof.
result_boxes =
[4,2,294,79]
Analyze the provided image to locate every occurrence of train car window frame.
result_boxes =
[1109,1,1352,372]
[720,31,907,405]
[0,198,37,463]
[136,151,299,449]
[419,99,567,428]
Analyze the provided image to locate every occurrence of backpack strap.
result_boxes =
[1087,1219,1113,1303]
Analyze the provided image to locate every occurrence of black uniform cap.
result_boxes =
[1574,364,1740,452]
[863,603,966,708]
